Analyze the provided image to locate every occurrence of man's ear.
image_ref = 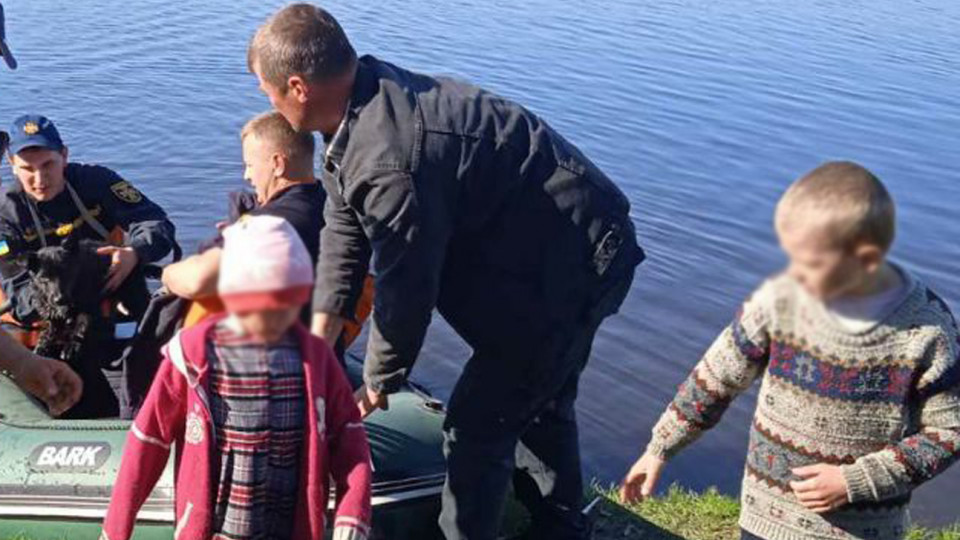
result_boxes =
[288,75,309,104]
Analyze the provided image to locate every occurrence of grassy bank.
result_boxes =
[581,484,960,540]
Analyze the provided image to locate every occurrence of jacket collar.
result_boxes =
[323,55,379,168]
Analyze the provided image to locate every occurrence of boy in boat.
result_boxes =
[161,111,324,322]
[160,110,372,346]
[621,162,960,540]
[102,215,372,540]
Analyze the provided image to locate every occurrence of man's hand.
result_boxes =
[18,356,83,416]
[97,246,139,292]
[790,464,850,514]
[311,312,346,345]
[620,452,666,504]
[354,384,389,419]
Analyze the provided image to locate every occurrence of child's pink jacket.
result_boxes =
[101,315,373,540]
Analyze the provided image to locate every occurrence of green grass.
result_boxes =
[589,484,740,540]
[582,484,960,540]
[905,526,960,540]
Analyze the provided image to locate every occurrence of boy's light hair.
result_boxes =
[241,111,315,168]
[775,161,896,252]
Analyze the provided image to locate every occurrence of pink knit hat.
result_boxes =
[218,214,314,313]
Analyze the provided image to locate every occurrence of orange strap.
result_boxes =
[182,296,226,328]
[341,275,374,347]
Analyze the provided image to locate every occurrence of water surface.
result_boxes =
[1,0,958,526]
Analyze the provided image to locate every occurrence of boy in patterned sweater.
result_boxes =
[102,215,372,540]
[621,162,960,540]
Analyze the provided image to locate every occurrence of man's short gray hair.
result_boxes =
[248,3,356,90]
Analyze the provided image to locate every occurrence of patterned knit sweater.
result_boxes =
[647,272,960,540]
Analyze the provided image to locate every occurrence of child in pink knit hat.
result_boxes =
[102,215,373,540]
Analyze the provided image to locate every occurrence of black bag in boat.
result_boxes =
[117,291,188,419]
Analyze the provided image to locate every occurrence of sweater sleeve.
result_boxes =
[842,319,960,504]
[324,351,373,540]
[101,356,187,540]
[645,280,774,460]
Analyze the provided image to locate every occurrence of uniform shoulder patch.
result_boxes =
[0,240,10,257]
[110,180,143,204]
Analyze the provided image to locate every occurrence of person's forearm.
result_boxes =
[128,220,176,264]
[161,249,221,299]
[647,322,767,459]
[312,312,346,345]
[842,424,960,503]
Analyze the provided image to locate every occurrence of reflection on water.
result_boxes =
[1,0,958,525]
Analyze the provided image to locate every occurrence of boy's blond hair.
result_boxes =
[775,161,896,251]
[241,111,315,167]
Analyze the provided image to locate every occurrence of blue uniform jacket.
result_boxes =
[0,162,175,323]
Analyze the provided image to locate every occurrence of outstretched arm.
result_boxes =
[315,170,452,404]
[161,248,221,300]
[0,329,82,415]
[622,282,774,503]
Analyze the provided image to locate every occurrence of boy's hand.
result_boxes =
[619,452,666,504]
[790,464,850,513]
[354,384,389,419]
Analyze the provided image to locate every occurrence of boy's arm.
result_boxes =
[646,281,773,460]
[161,248,222,299]
[102,355,187,540]
[841,327,960,504]
[323,346,373,540]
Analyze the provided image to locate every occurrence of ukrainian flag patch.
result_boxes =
[0,240,10,257]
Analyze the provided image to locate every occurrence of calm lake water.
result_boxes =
[2,0,958,526]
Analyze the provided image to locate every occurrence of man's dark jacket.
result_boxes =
[317,55,644,394]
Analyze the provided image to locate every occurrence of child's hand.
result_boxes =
[790,464,850,513]
[619,452,666,504]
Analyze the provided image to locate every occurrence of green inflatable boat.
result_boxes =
[0,355,448,540]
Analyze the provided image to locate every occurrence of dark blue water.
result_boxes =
[2,0,958,526]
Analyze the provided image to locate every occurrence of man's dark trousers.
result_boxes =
[437,243,636,540]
